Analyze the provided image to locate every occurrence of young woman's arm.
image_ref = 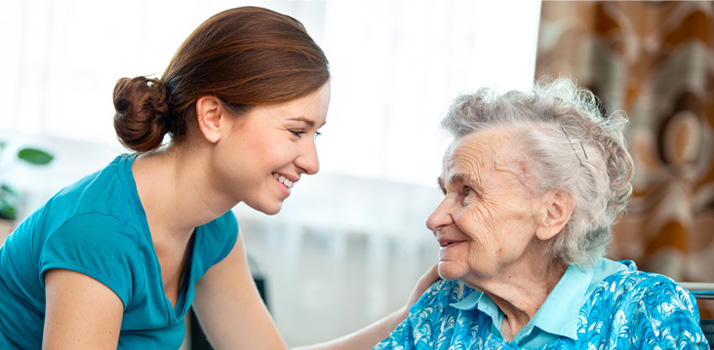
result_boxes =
[192,233,287,350]
[42,269,124,349]
[194,231,439,350]
[292,264,440,350]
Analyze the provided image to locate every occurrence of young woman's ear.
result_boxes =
[535,190,574,241]
[195,96,224,143]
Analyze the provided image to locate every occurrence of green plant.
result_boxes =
[0,141,54,220]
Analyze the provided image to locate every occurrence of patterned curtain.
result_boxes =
[535,1,714,318]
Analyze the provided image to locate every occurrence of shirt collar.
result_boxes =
[450,288,481,310]
[527,264,592,340]
[448,263,596,342]
[450,289,504,338]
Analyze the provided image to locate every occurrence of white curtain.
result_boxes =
[0,0,542,347]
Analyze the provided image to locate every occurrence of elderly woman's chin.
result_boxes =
[436,261,467,282]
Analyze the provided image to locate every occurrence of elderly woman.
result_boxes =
[375,77,709,349]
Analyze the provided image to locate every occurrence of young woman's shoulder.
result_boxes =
[192,210,240,273]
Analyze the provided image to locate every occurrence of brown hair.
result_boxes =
[113,6,330,152]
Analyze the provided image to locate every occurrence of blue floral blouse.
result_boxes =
[374,261,709,349]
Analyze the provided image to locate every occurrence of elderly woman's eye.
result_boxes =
[464,187,473,197]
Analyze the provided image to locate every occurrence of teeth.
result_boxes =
[273,173,294,189]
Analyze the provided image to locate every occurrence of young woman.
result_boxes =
[0,6,438,349]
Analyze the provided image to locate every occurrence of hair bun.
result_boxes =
[112,76,170,152]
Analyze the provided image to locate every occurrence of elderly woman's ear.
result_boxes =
[535,190,573,241]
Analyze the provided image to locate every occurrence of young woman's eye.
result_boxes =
[314,131,322,140]
[290,130,305,137]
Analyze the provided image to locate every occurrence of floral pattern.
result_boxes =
[375,264,709,349]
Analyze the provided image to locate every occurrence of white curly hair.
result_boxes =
[441,77,634,267]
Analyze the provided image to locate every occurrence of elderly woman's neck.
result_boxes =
[475,259,567,341]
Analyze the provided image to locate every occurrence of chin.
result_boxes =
[247,202,283,216]
[262,209,281,216]
[437,262,461,281]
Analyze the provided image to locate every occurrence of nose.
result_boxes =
[426,197,454,234]
[296,138,320,175]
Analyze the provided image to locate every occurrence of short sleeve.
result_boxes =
[191,210,239,279]
[211,210,239,264]
[39,213,141,308]
[617,275,709,349]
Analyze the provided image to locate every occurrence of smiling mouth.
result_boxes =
[273,173,294,188]
[439,241,461,248]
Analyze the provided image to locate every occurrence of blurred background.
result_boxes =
[0,0,712,348]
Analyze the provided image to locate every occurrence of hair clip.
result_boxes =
[561,125,588,166]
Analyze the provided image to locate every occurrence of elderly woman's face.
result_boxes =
[426,128,544,286]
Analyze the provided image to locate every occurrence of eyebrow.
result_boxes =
[288,117,326,128]
[450,173,472,187]
[437,173,474,191]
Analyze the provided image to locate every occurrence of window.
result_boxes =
[0,0,541,186]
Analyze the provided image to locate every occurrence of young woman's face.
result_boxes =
[210,83,330,215]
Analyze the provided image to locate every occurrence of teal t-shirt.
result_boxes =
[0,154,239,349]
